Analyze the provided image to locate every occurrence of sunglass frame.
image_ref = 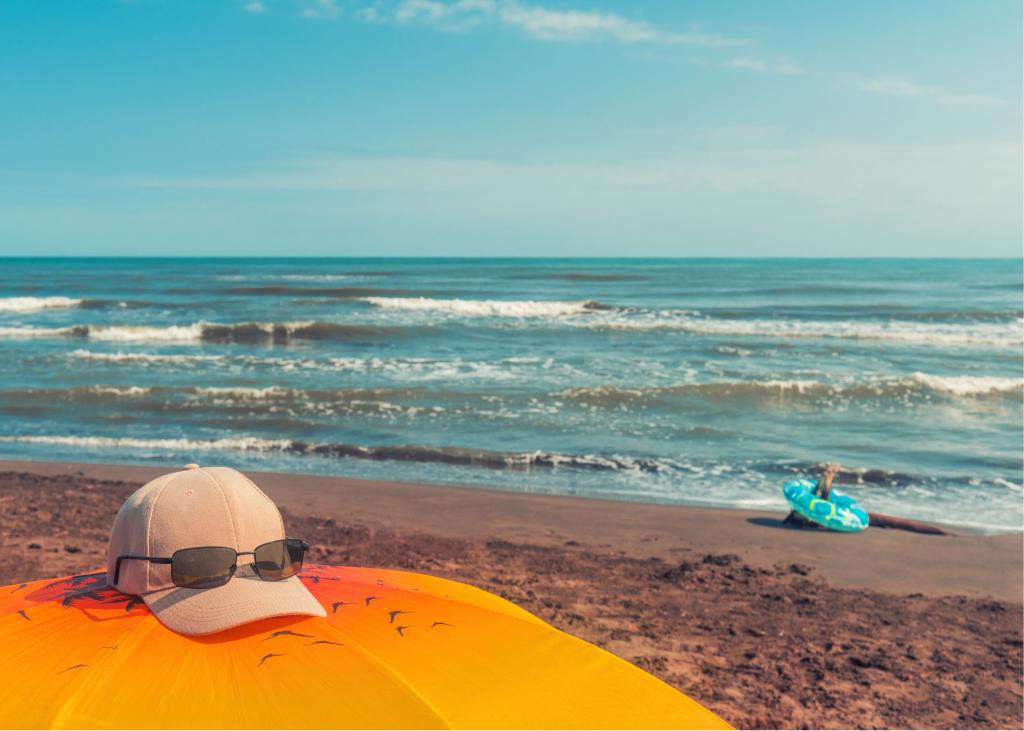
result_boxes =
[113,537,309,589]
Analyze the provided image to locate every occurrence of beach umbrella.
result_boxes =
[0,563,731,729]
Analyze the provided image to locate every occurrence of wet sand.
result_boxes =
[1,460,1021,729]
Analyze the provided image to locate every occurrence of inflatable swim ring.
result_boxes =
[783,479,869,532]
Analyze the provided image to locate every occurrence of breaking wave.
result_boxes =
[512,273,650,281]
[0,434,745,474]
[69,350,227,364]
[0,385,452,417]
[0,434,294,453]
[5,372,1019,419]
[0,296,82,313]
[65,350,543,380]
[215,272,395,282]
[0,434,973,489]
[361,297,615,317]
[592,315,1023,347]
[199,321,392,343]
[0,320,399,343]
[0,323,206,341]
[907,373,1024,396]
[224,286,409,297]
[556,374,1023,405]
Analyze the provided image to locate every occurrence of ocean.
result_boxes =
[0,258,1021,533]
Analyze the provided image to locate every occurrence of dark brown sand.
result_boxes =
[1,461,1022,730]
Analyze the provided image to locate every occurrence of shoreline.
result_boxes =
[2,458,1020,602]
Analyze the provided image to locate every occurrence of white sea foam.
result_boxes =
[909,372,1024,395]
[88,324,208,341]
[0,326,76,338]
[70,349,226,363]
[0,320,380,343]
[0,435,292,452]
[757,379,824,393]
[194,386,295,399]
[215,274,361,282]
[66,350,548,380]
[362,297,609,317]
[0,323,206,341]
[92,386,152,396]
[556,374,1024,402]
[595,314,1023,347]
[0,296,82,313]
[555,380,829,402]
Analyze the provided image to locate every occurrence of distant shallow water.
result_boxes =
[1,257,1021,533]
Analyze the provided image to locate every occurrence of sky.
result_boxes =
[0,0,1021,257]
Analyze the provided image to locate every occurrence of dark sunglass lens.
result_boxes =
[254,539,304,581]
[171,546,237,589]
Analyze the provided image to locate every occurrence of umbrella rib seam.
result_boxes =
[319,623,456,729]
[49,613,151,729]
[326,571,550,630]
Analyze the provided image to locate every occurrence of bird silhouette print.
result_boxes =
[331,601,355,613]
[364,596,380,606]
[305,640,344,646]
[396,626,410,637]
[58,664,87,674]
[40,573,146,613]
[430,622,454,628]
[258,654,285,667]
[261,630,312,641]
[388,610,411,624]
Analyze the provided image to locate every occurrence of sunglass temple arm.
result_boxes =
[113,555,173,584]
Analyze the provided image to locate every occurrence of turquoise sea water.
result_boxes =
[0,258,1021,532]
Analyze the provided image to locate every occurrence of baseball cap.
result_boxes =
[106,464,326,635]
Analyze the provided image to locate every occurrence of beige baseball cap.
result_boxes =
[106,464,326,635]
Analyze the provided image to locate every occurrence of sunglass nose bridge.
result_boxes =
[233,561,261,579]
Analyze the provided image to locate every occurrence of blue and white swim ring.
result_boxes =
[783,479,869,532]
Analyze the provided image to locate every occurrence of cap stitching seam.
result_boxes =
[239,472,275,505]
[143,471,184,592]
[206,469,240,550]
[238,471,285,537]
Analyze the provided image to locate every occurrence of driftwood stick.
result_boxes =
[868,512,952,536]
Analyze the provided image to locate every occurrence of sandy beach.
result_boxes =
[1,460,1021,729]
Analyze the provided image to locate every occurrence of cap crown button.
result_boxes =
[183,464,200,470]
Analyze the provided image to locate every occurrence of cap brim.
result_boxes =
[141,563,327,636]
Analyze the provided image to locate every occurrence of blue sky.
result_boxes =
[0,1,1020,257]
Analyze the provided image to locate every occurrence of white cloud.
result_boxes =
[497,2,657,42]
[392,0,745,45]
[663,30,745,48]
[354,6,382,21]
[395,0,494,30]
[301,0,342,19]
[725,58,802,74]
[844,76,1006,106]
[938,94,1006,106]
[256,0,997,109]
[847,77,938,97]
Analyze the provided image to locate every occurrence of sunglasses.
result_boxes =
[114,538,309,590]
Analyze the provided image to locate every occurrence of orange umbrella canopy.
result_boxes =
[1,564,731,729]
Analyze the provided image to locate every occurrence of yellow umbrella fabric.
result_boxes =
[0,564,730,729]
